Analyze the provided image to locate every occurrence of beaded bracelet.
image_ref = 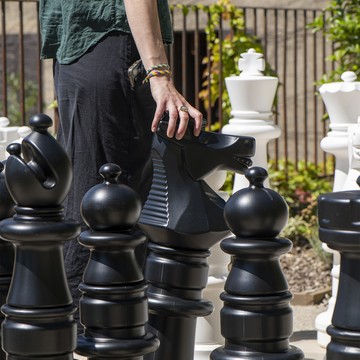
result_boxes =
[143,64,172,84]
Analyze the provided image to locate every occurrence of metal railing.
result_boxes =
[0,1,334,173]
[169,5,334,174]
[0,0,43,125]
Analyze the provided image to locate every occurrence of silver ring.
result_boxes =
[179,105,189,113]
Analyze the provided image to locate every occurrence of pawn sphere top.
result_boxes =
[99,163,122,185]
[225,166,288,238]
[245,166,268,188]
[81,163,141,231]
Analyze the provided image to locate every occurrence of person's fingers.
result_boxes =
[179,102,203,137]
[190,108,203,137]
[151,99,167,132]
[166,105,179,138]
[176,105,189,140]
[149,77,203,139]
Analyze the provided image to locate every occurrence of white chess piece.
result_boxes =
[238,48,265,77]
[320,71,360,191]
[342,118,360,190]
[4,126,32,159]
[0,117,20,160]
[222,48,279,190]
[0,117,10,128]
[194,171,229,359]
[316,71,360,347]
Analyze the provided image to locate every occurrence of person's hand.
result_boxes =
[149,76,203,140]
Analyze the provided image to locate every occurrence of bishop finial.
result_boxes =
[29,113,52,132]
[6,143,21,157]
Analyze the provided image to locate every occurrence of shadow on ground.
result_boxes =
[291,330,317,342]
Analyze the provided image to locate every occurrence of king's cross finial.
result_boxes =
[238,48,265,77]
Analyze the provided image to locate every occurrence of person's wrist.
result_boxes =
[148,74,172,84]
[143,63,172,84]
[146,63,170,73]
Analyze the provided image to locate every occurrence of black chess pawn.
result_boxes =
[211,167,304,360]
[76,163,159,360]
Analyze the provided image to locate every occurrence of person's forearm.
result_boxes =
[124,0,168,70]
[124,0,203,140]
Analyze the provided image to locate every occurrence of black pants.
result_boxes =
[54,31,155,332]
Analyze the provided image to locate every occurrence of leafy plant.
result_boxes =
[196,0,273,127]
[308,0,360,83]
[0,72,38,126]
[269,159,333,263]
[268,160,333,217]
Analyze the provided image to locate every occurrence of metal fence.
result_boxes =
[0,0,43,124]
[0,1,334,173]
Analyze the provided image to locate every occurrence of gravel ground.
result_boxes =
[280,246,332,293]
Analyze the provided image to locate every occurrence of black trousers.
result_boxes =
[54,31,155,332]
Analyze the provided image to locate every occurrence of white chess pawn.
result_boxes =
[0,117,10,128]
[4,126,32,159]
[0,117,19,160]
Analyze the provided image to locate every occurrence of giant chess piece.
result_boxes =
[0,117,22,160]
[0,114,81,359]
[0,156,15,360]
[316,70,360,347]
[139,116,255,360]
[76,163,159,359]
[222,48,280,190]
[318,188,360,359]
[211,167,304,360]
[320,71,360,191]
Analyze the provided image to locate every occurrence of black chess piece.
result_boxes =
[0,156,15,360]
[139,117,256,360]
[211,167,304,360]
[318,188,360,359]
[0,114,80,359]
[76,163,159,359]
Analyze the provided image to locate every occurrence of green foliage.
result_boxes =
[308,0,360,83]
[171,1,276,127]
[268,159,333,263]
[268,160,333,218]
[0,72,38,126]
[195,0,272,126]
[221,171,235,195]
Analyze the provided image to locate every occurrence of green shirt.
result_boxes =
[39,0,174,64]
